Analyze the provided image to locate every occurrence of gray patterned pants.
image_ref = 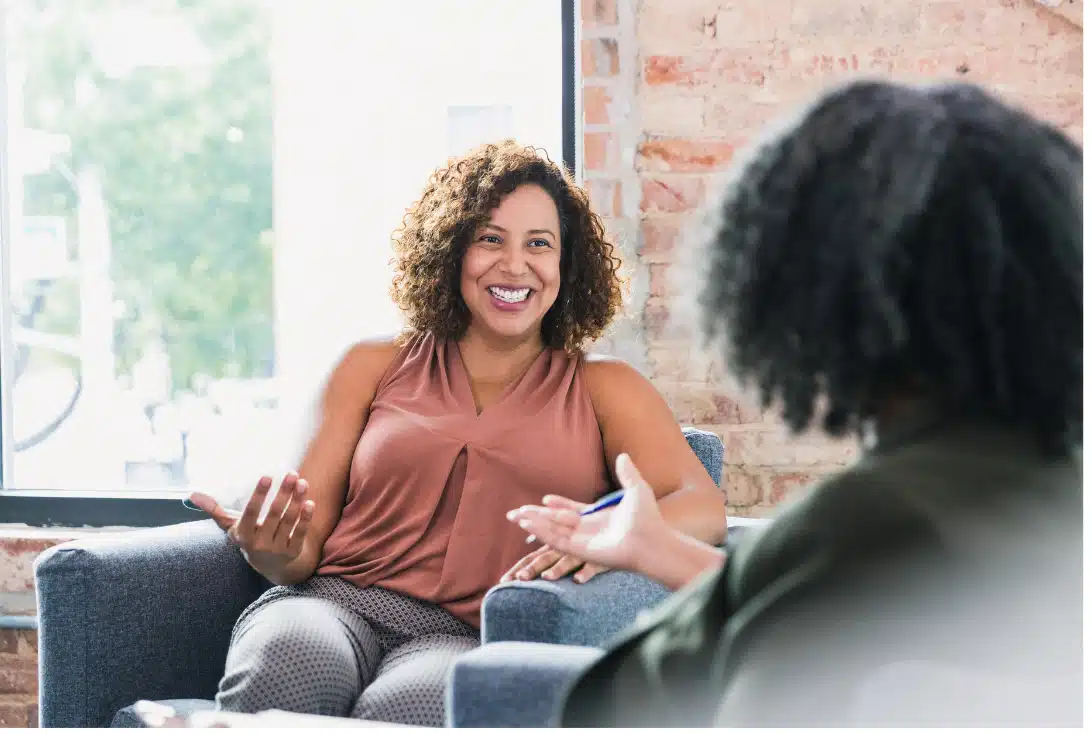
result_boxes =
[216,576,479,727]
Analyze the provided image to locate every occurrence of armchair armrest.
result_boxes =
[481,570,670,647]
[33,520,270,728]
[447,642,601,727]
[481,519,769,648]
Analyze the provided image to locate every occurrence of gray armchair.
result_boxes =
[34,427,726,728]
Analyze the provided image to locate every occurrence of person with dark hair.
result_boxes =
[188,141,727,726]
[507,79,1082,727]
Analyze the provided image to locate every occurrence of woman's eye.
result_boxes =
[480,234,502,245]
[529,239,552,249]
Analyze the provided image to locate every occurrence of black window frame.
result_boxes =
[0,0,579,528]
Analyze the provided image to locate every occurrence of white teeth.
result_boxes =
[489,286,531,303]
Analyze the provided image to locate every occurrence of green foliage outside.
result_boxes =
[16,0,275,390]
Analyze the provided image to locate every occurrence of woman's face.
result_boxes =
[460,183,562,345]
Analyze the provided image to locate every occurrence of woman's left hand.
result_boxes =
[500,543,609,585]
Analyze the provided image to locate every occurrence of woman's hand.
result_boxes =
[505,453,672,576]
[189,472,316,584]
[500,544,609,585]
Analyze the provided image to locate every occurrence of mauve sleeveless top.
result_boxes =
[316,332,611,627]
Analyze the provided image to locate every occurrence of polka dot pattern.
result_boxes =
[215,577,479,726]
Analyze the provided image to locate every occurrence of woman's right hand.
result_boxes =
[189,472,316,583]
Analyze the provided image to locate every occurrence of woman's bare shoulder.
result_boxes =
[582,352,646,386]
[581,353,658,411]
[327,333,409,399]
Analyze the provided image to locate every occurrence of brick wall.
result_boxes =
[0,628,38,728]
[584,0,1082,516]
[0,0,1082,728]
[0,533,68,728]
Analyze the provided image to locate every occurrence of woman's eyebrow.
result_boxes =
[483,223,557,239]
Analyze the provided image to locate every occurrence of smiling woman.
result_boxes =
[181,139,728,727]
[461,185,564,338]
[391,140,623,355]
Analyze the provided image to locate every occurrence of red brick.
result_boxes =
[0,629,35,656]
[645,257,708,304]
[0,632,16,656]
[720,467,764,506]
[638,139,737,173]
[582,0,618,26]
[639,176,706,213]
[638,216,681,259]
[0,698,33,728]
[765,470,825,505]
[782,3,922,38]
[646,343,718,383]
[0,537,60,556]
[643,299,675,341]
[583,85,612,126]
[1036,36,1083,76]
[721,428,858,467]
[644,51,768,87]
[583,132,616,171]
[657,384,738,424]
[653,381,766,426]
[582,38,619,77]
[860,45,1039,81]
[586,179,622,217]
[638,0,722,51]
[640,90,706,136]
[0,536,62,594]
[706,4,780,44]
[705,98,790,138]
[917,1,988,35]
[726,505,770,518]
[647,262,671,298]
[1026,92,1083,132]
[0,662,36,695]
[1023,1,1081,36]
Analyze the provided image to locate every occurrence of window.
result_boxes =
[0,0,577,526]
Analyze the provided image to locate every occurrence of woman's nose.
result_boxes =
[498,244,529,274]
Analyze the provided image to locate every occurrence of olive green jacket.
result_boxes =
[562,420,1081,727]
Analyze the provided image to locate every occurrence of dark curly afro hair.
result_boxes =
[390,140,625,353]
[697,79,1082,456]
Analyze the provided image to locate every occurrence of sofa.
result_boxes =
[34,427,738,728]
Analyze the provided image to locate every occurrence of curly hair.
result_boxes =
[390,140,624,353]
[696,80,1082,456]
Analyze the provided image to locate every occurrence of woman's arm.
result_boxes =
[585,356,728,547]
[636,526,727,591]
[268,338,401,585]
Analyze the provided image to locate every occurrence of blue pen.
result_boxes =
[580,488,625,516]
